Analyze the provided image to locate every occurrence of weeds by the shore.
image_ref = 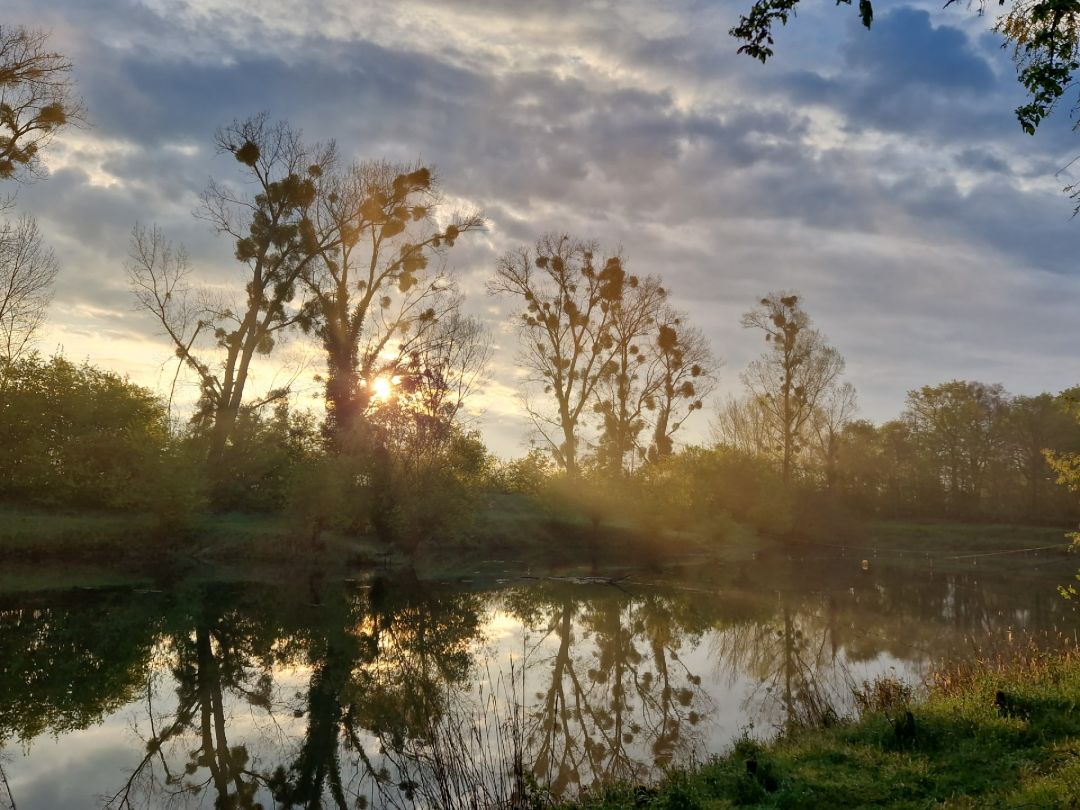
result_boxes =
[562,640,1080,808]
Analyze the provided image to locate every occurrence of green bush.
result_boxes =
[202,403,321,512]
[0,354,170,510]
[632,447,794,537]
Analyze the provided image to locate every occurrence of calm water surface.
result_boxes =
[1,546,1076,808]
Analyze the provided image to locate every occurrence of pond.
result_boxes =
[1,546,1076,808]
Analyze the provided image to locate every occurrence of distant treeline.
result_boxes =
[717,381,1080,526]
[5,352,1080,550]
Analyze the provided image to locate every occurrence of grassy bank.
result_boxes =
[2,504,1074,592]
[0,505,387,592]
[569,646,1080,809]
[0,497,761,591]
[778,519,1076,578]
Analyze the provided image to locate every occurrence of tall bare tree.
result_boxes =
[298,160,482,444]
[647,308,716,461]
[809,381,857,488]
[0,25,83,181]
[490,234,628,477]
[407,311,492,434]
[128,115,336,463]
[0,214,57,368]
[741,292,844,485]
[592,275,668,475]
[0,26,80,377]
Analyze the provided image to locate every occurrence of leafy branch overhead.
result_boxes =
[730,0,1080,135]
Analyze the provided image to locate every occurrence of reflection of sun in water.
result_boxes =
[371,376,394,401]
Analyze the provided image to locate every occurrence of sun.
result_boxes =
[371,376,394,401]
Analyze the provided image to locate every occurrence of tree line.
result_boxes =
[715,294,1080,524]
[5,24,1080,545]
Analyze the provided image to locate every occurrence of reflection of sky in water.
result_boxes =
[1,565,1076,809]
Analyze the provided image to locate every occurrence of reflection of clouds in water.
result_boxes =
[1,565,1077,807]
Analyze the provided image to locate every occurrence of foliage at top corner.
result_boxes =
[730,0,1080,136]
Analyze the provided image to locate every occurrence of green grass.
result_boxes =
[2,503,1072,595]
[567,647,1080,809]
[414,492,766,582]
[0,505,386,594]
[0,506,158,556]
[788,519,1080,578]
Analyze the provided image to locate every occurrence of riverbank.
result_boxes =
[568,644,1080,809]
[0,496,762,592]
[0,503,1074,592]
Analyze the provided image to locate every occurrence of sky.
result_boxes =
[6,0,1080,458]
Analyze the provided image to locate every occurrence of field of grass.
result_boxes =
[777,519,1078,578]
[568,646,1080,809]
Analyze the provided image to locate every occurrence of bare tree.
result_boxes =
[0,25,83,181]
[489,234,628,477]
[592,275,668,475]
[810,381,858,488]
[298,160,483,445]
[647,308,717,461]
[0,214,58,366]
[128,115,336,463]
[368,310,493,464]
[0,26,79,376]
[712,395,773,457]
[408,311,493,431]
[741,292,845,484]
[125,225,205,415]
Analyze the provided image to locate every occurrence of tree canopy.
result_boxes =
[731,0,1080,135]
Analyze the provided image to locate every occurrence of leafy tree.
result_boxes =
[1006,392,1080,519]
[819,382,1080,522]
[0,25,82,181]
[649,445,794,536]
[1039,388,1080,510]
[740,292,846,485]
[833,418,889,514]
[495,448,556,495]
[0,354,169,509]
[490,234,629,477]
[903,381,1011,518]
[203,402,321,512]
[730,0,1080,137]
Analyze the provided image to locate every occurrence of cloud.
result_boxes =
[5,0,1080,457]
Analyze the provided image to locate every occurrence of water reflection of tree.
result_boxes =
[706,559,1077,730]
[105,583,291,808]
[270,577,485,809]
[504,584,713,795]
[0,589,161,744]
[90,577,486,810]
[710,596,852,730]
[6,563,1077,808]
